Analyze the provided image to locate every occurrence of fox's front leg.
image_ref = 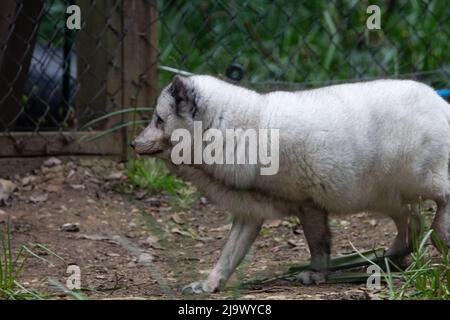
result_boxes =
[183,217,263,294]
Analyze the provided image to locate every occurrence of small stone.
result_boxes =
[128,222,137,228]
[145,235,159,245]
[70,184,85,190]
[67,170,75,179]
[266,220,282,228]
[46,184,62,193]
[0,209,8,221]
[369,219,377,227]
[210,224,232,232]
[0,179,17,204]
[340,220,350,227]
[29,193,48,204]
[61,222,80,232]
[43,157,62,167]
[135,190,148,200]
[21,176,37,186]
[138,253,153,264]
[287,239,301,247]
[170,213,183,224]
[144,197,161,207]
[22,185,32,192]
[105,171,123,181]
[107,252,120,257]
[41,165,63,174]
[76,234,109,241]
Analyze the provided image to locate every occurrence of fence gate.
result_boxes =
[0,0,158,158]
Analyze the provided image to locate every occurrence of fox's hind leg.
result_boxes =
[296,201,330,285]
[386,203,423,258]
[432,198,450,251]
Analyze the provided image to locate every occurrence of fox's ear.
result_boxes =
[170,75,196,116]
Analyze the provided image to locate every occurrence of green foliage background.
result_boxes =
[158,0,449,89]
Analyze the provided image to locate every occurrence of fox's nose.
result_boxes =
[129,141,136,149]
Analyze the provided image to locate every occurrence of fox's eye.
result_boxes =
[156,115,164,126]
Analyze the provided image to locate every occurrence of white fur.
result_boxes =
[164,76,450,220]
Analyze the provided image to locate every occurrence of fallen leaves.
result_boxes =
[61,222,80,232]
[21,175,37,186]
[287,239,303,247]
[170,213,184,224]
[105,171,124,181]
[70,184,85,190]
[43,157,62,167]
[29,193,49,204]
[265,220,282,228]
[46,184,62,193]
[137,253,154,264]
[0,178,16,205]
[209,224,231,232]
[0,208,8,221]
[75,234,111,241]
[170,227,197,239]
[139,235,162,250]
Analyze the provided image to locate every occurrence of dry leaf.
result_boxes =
[0,178,16,204]
[29,193,48,203]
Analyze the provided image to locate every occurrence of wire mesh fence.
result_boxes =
[0,0,449,157]
[159,0,449,89]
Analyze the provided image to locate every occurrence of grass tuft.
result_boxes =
[0,220,45,300]
[127,157,200,210]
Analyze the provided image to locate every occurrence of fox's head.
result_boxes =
[131,75,199,157]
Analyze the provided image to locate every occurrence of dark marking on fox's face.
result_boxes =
[131,75,199,157]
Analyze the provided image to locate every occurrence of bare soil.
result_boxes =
[0,156,433,300]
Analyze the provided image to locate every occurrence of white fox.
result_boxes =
[132,75,450,293]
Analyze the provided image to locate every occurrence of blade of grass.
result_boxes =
[287,248,386,274]
[7,221,13,288]
[81,108,153,129]
[13,281,45,300]
[48,279,88,300]
[79,120,149,142]
[31,243,67,267]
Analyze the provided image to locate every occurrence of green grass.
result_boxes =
[349,230,450,300]
[127,157,200,210]
[0,220,81,300]
[0,221,45,300]
[391,231,449,299]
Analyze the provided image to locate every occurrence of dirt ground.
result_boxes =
[0,156,433,300]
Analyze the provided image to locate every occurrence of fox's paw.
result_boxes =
[296,270,327,285]
[182,281,217,294]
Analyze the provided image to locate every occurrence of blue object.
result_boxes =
[436,88,450,99]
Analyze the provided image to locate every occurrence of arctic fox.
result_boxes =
[132,75,450,293]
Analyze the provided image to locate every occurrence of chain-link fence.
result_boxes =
[0,0,449,157]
